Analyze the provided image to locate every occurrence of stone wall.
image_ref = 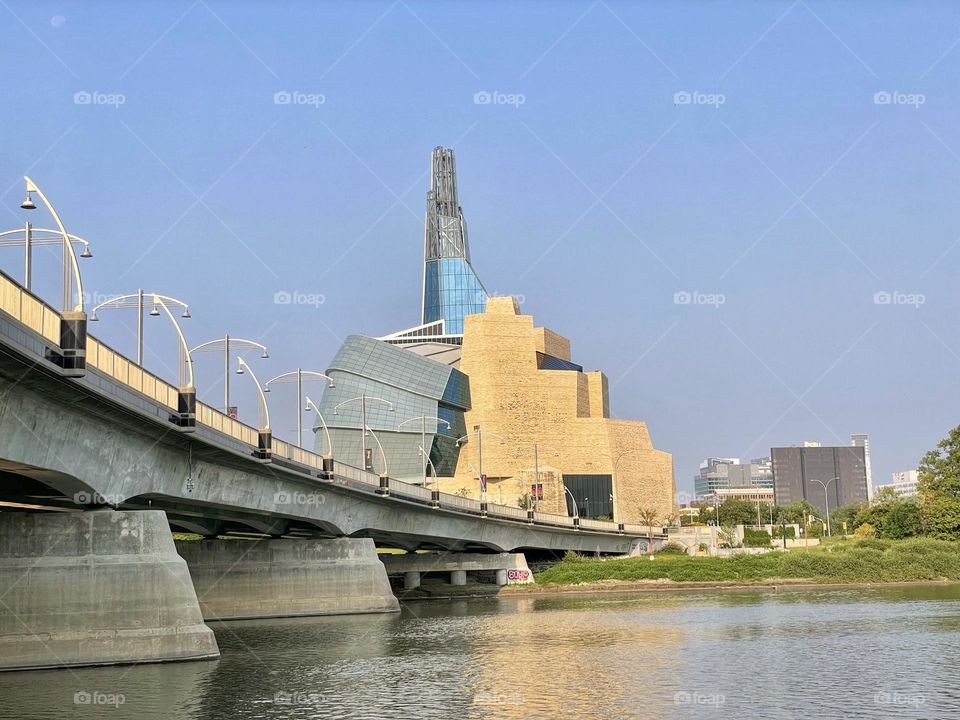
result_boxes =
[450,297,675,523]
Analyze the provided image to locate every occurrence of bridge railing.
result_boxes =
[195,403,259,446]
[0,270,62,345]
[87,337,179,410]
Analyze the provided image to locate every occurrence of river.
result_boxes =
[1,584,957,719]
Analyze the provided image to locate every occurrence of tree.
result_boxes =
[638,507,659,556]
[517,493,536,510]
[872,486,900,504]
[831,503,863,535]
[715,498,756,526]
[856,496,921,539]
[778,500,819,526]
[918,425,960,540]
[853,522,876,539]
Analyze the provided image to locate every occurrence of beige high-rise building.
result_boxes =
[435,296,675,524]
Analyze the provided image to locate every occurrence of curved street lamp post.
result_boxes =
[264,369,334,448]
[333,394,394,474]
[398,416,451,490]
[456,427,505,515]
[810,476,840,537]
[190,335,268,417]
[0,226,92,292]
[18,177,88,375]
[236,356,271,459]
[91,290,190,366]
[303,395,333,459]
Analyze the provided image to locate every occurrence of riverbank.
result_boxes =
[523,537,960,589]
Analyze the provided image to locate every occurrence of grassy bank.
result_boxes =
[533,538,960,586]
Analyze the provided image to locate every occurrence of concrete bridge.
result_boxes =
[0,269,662,672]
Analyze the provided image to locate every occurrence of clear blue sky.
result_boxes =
[2,1,959,496]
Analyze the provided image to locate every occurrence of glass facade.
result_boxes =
[316,335,470,481]
[422,258,487,335]
[563,474,614,519]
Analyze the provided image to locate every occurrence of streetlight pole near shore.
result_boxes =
[810,476,839,537]
[91,290,190,366]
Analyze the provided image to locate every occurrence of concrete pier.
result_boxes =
[176,537,399,620]
[0,510,219,672]
[381,552,535,586]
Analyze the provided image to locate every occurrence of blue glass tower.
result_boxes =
[420,147,487,335]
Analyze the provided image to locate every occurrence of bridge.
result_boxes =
[0,179,662,672]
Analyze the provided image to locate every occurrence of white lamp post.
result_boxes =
[303,395,333,458]
[810,476,840,537]
[398,415,451,489]
[0,226,92,292]
[333,394,394,472]
[264,369,334,447]
[190,335,268,416]
[90,290,190,366]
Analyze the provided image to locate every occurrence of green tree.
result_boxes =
[918,425,960,540]
[638,507,659,556]
[778,500,819,525]
[715,498,757,526]
[831,503,863,535]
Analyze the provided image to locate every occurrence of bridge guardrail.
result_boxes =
[0,270,64,345]
[0,271,642,539]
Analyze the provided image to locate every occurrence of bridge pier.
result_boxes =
[450,570,467,586]
[0,510,219,672]
[381,552,535,588]
[175,537,399,620]
[404,571,421,590]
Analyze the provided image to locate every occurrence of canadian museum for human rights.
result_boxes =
[315,148,676,525]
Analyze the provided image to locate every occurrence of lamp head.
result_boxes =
[263,386,270,393]
[181,308,191,319]
[20,192,36,211]
[90,311,98,321]
[328,382,335,389]
[236,366,244,375]
[261,350,269,359]
[149,306,160,317]
[80,246,93,258]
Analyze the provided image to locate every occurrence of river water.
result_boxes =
[1,585,957,719]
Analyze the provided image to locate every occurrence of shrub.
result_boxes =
[772,526,796,539]
[853,522,877,539]
[658,541,688,555]
[743,529,771,547]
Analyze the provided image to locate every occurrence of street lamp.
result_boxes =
[190,334,269,416]
[19,176,85,312]
[0,226,92,292]
[398,416,451,489]
[236,356,272,460]
[90,290,190,366]
[264,369,334,448]
[364,424,389,476]
[333,394,394,472]
[152,296,194,389]
[456,427,505,514]
[810,476,840,537]
[303,395,333,458]
[563,485,580,521]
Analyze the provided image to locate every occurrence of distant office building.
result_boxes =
[875,470,919,498]
[694,457,738,499]
[851,434,874,501]
[770,445,869,516]
[694,456,773,500]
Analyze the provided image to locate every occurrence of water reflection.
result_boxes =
[0,585,958,720]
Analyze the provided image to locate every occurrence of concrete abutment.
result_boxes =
[175,537,400,620]
[0,510,219,672]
